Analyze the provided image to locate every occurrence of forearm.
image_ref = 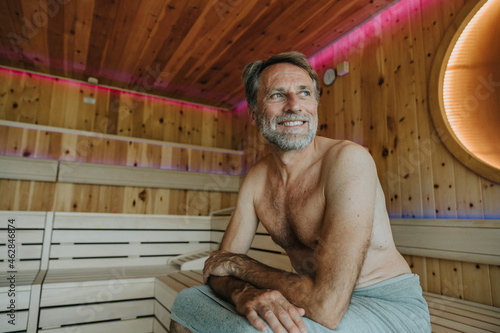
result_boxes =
[231,254,351,329]
[205,250,360,329]
[232,255,314,306]
[208,275,252,306]
[209,275,308,333]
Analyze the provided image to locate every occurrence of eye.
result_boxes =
[271,92,283,99]
[299,90,311,97]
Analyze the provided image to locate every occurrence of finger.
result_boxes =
[259,307,286,333]
[288,308,308,333]
[202,267,211,284]
[246,309,268,332]
[294,306,306,317]
[274,306,307,333]
[276,300,307,333]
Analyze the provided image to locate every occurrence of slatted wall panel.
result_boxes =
[0,68,243,150]
[236,0,500,307]
[0,67,243,215]
[0,179,238,215]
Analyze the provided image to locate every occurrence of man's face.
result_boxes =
[252,63,318,151]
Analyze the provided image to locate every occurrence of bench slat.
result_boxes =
[53,213,211,229]
[429,309,500,332]
[50,243,209,258]
[424,292,500,316]
[51,229,210,243]
[429,315,492,333]
[431,322,467,333]
[39,299,155,328]
[180,270,204,284]
[38,317,154,333]
[0,244,42,260]
[0,310,28,332]
[154,317,169,333]
[168,272,202,288]
[48,257,177,269]
[0,211,47,228]
[43,266,176,283]
[154,299,171,332]
[40,279,155,307]
[0,288,31,309]
[428,301,500,326]
[0,229,44,243]
[0,261,41,272]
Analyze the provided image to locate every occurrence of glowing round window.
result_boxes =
[429,0,500,183]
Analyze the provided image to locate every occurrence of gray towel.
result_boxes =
[171,273,431,332]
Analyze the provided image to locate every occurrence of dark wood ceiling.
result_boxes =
[0,0,398,110]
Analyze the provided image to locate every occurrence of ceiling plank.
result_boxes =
[0,0,399,109]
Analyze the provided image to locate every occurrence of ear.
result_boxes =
[248,107,258,127]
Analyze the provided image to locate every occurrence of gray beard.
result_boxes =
[256,112,317,151]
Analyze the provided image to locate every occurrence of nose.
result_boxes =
[284,93,301,113]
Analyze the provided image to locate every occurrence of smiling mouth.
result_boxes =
[279,120,306,127]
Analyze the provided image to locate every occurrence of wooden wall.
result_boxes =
[0,68,241,215]
[235,0,500,306]
[1,0,498,307]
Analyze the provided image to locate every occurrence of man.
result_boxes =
[170,52,431,332]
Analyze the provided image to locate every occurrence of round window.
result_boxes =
[429,0,500,183]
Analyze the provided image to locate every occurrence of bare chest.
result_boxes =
[256,181,325,251]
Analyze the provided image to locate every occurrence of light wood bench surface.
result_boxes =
[1,210,499,332]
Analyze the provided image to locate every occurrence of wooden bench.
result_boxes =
[0,211,50,333]
[37,212,213,332]
[0,211,214,333]
[156,210,500,333]
[1,209,499,332]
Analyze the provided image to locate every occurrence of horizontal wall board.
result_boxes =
[391,218,500,265]
[53,212,211,229]
[0,211,47,228]
[58,161,242,192]
[0,155,58,182]
[0,120,244,155]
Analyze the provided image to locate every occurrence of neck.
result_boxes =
[269,138,318,184]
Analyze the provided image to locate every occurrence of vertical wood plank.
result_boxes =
[405,255,427,291]
[481,179,500,219]
[426,258,441,294]
[453,161,484,218]
[462,262,492,305]
[439,259,464,300]
[490,265,500,307]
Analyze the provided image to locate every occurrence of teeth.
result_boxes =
[281,121,304,126]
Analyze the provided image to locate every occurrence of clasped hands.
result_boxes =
[203,250,308,333]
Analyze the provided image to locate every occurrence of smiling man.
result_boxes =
[170,52,431,332]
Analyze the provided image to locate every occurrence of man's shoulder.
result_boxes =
[318,138,371,163]
[243,154,272,183]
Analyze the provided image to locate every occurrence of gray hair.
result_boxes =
[242,51,320,111]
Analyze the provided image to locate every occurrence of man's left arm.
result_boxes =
[203,144,377,329]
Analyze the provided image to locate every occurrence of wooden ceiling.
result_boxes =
[0,0,398,110]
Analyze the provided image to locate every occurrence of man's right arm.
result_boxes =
[206,169,307,333]
[209,276,306,333]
